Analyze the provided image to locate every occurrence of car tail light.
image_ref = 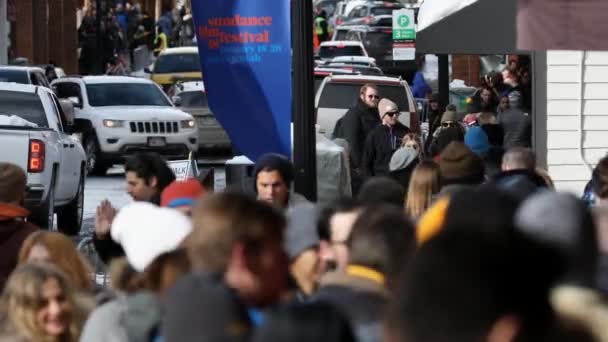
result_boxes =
[28,139,45,173]
[364,16,372,24]
[336,17,343,25]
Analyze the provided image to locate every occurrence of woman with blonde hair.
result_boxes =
[0,262,86,341]
[402,133,423,157]
[18,231,94,292]
[405,160,441,219]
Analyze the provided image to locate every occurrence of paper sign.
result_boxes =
[167,159,199,181]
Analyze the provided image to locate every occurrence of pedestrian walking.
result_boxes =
[0,263,88,341]
[499,90,532,150]
[388,146,419,191]
[493,147,547,201]
[333,84,381,194]
[253,153,309,210]
[437,141,485,197]
[317,198,362,273]
[314,9,330,43]
[0,163,38,289]
[161,178,205,216]
[405,160,440,220]
[285,204,322,299]
[93,153,176,264]
[362,98,410,179]
[312,205,415,342]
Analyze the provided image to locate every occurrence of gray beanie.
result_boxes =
[285,203,320,261]
[389,147,419,172]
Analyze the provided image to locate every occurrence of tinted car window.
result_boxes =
[86,83,172,107]
[0,70,29,84]
[364,31,392,47]
[318,82,409,110]
[319,45,364,59]
[54,82,82,99]
[334,30,349,40]
[0,90,48,127]
[179,91,209,108]
[371,6,403,15]
[154,53,201,74]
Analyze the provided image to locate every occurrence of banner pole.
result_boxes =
[292,0,317,201]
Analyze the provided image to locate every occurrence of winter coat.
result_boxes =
[481,147,504,179]
[334,100,381,170]
[0,219,38,289]
[412,72,431,98]
[310,267,388,342]
[499,108,532,150]
[361,123,410,178]
[80,291,161,342]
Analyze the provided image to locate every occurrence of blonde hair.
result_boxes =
[405,161,440,219]
[1,263,83,342]
[402,133,424,157]
[18,232,93,291]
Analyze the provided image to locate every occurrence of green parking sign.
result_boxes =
[392,9,416,61]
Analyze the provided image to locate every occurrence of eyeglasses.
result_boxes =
[385,111,400,117]
[367,94,380,99]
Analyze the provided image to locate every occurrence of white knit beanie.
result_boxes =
[111,202,192,272]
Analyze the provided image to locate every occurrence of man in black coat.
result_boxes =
[361,98,410,179]
[333,84,381,194]
[499,91,532,150]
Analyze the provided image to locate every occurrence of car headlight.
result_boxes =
[181,120,196,129]
[102,119,124,128]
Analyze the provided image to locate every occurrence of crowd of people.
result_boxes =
[78,1,195,75]
[0,139,606,341]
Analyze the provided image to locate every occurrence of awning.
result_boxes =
[416,0,519,54]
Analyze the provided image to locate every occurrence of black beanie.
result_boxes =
[253,153,294,192]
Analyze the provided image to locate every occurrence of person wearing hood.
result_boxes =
[499,90,532,150]
[254,153,309,211]
[333,84,381,194]
[81,202,193,342]
[361,98,410,179]
[493,147,547,202]
[0,163,38,289]
[285,204,322,299]
[437,141,485,197]
[464,126,502,178]
[389,147,420,191]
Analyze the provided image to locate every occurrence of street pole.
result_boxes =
[0,0,7,65]
[291,0,317,202]
[438,54,450,108]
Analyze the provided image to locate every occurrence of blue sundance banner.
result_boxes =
[191,0,292,160]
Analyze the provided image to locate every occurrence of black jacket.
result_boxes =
[93,194,161,265]
[0,219,38,288]
[499,109,532,150]
[334,100,380,169]
[361,123,410,178]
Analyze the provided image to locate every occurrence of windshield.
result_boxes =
[154,53,201,74]
[318,82,409,110]
[0,70,29,84]
[371,6,403,15]
[86,83,172,107]
[179,91,209,108]
[365,31,393,47]
[0,91,48,127]
[319,45,364,59]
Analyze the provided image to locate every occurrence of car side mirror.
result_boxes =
[59,99,75,126]
[172,96,182,107]
[67,96,82,109]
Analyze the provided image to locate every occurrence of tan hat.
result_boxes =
[378,98,399,118]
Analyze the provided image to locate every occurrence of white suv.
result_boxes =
[52,76,198,175]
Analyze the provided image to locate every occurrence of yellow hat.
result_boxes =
[416,197,450,245]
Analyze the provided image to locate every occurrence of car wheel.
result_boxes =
[30,174,55,230]
[57,172,84,236]
[85,135,109,176]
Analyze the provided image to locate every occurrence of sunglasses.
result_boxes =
[385,111,400,117]
[367,94,380,99]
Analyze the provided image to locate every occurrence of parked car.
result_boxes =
[52,76,198,175]
[317,41,368,63]
[145,47,202,92]
[170,80,232,151]
[343,2,404,25]
[0,65,51,88]
[315,74,419,138]
[0,82,86,234]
